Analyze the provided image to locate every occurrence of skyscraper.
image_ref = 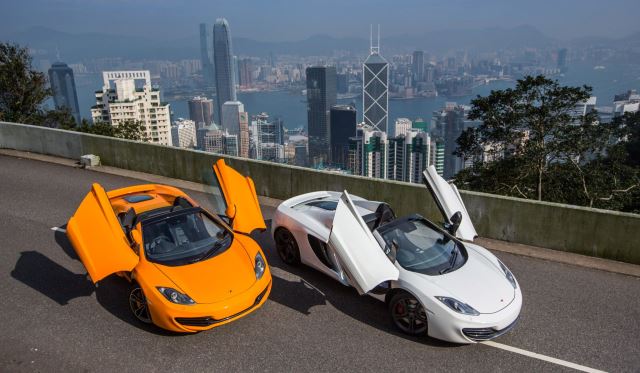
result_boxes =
[238,58,253,88]
[221,100,247,155]
[251,113,285,162]
[48,62,81,124]
[412,50,424,83]
[432,103,480,178]
[329,105,357,167]
[213,18,237,126]
[387,130,431,184]
[557,48,568,72]
[306,66,337,167]
[199,23,214,87]
[188,96,214,128]
[363,26,389,133]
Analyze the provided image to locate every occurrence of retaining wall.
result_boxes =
[2,121,639,264]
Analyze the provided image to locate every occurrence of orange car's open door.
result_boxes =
[67,183,138,283]
[212,159,266,235]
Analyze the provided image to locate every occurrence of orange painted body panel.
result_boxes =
[213,159,266,234]
[66,183,138,283]
[66,163,271,332]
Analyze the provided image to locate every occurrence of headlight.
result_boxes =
[157,287,196,305]
[255,252,266,279]
[435,296,480,316]
[498,260,518,289]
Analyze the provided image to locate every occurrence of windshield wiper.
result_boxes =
[439,247,458,274]
[190,240,225,263]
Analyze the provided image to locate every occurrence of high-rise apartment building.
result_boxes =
[329,105,357,168]
[432,103,480,178]
[199,23,214,86]
[251,113,285,162]
[198,123,238,156]
[48,62,81,124]
[188,96,214,128]
[91,71,172,145]
[363,26,389,133]
[348,125,388,179]
[306,66,337,167]
[412,50,425,83]
[393,118,412,137]
[213,18,237,125]
[387,130,431,184]
[171,118,197,149]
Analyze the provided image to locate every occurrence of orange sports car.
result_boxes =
[66,159,271,332]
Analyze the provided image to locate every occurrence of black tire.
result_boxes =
[129,283,152,324]
[274,228,301,266]
[388,291,428,336]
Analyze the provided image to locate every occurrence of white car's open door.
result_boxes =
[423,166,478,241]
[328,191,399,295]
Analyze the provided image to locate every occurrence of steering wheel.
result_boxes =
[148,235,172,254]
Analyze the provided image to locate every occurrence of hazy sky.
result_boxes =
[1,0,637,41]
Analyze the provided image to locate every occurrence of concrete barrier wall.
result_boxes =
[2,121,639,264]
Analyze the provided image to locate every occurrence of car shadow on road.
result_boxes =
[11,238,184,336]
[11,251,94,305]
[253,220,461,349]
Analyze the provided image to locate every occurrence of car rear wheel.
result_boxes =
[274,228,301,266]
[129,284,152,324]
[389,291,428,336]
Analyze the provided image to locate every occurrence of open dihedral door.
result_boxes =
[328,191,399,295]
[212,159,266,234]
[67,183,138,283]
[423,166,478,241]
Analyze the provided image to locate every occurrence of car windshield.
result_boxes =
[142,207,232,266]
[377,217,465,275]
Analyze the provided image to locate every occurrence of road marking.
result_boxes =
[482,341,607,373]
[51,226,66,233]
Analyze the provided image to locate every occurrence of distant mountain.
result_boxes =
[4,25,638,63]
[6,26,198,61]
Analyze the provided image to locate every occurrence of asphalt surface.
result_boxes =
[0,154,639,372]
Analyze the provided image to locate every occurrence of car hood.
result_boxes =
[412,247,515,314]
[153,240,256,304]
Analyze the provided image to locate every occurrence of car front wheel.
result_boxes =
[389,291,428,336]
[274,228,301,266]
[129,284,152,324]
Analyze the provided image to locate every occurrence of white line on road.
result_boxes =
[482,341,607,373]
[51,227,66,233]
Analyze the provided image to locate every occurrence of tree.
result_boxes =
[76,119,147,141]
[0,43,51,124]
[456,75,596,201]
[455,76,640,212]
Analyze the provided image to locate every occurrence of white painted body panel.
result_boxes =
[328,192,399,294]
[423,166,478,241]
[271,189,522,344]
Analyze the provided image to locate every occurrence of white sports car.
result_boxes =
[271,166,522,344]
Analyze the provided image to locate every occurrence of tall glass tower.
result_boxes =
[306,66,337,167]
[48,62,80,124]
[199,23,214,87]
[213,18,237,126]
[363,25,389,133]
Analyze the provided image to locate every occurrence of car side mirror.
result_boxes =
[446,211,463,236]
[130,230,142,255]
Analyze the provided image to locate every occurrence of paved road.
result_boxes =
[0,154,638,372]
